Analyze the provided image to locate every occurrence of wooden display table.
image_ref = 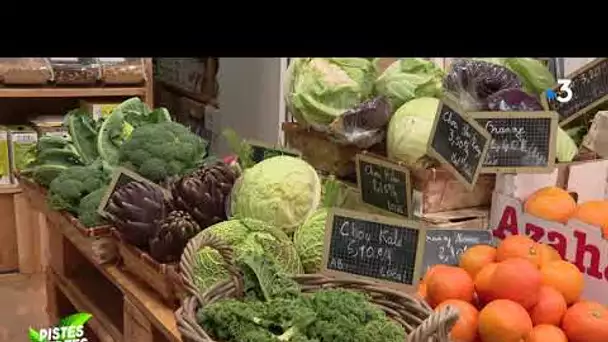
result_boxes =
[25,184,181,342]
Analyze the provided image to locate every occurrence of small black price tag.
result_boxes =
[428,99,491,190]
[356,153,412,217]
[248,140,301,164]
[421,229,495,273]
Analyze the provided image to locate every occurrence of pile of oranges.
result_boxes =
[417,235,608,342]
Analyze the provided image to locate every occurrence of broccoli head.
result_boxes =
[47,161,113,213]
[118,122,207,183]
[76,186,108,227]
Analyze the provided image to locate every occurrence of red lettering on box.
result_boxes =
[493,206,519,239]
[525,223,545,242]
[546,230,567,260]
[573,230,603,280]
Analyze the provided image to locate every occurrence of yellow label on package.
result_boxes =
[0,129,11,184]
[81,101,119,120]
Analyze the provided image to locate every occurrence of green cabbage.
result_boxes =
[192,217,303,293]
[293,208,328,273]
[556,127,578,162]
[231,156,321,235]
[503,58,556,96]
[284,58,376,127]
[386,97,440,167]
[374,58,444,111]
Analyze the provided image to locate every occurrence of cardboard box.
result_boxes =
[495,159,608,203]
[9,126,38,182]
[490,191,607,304]
[80,100,119,120]
[0,127,11,185]
[30,116,68,138]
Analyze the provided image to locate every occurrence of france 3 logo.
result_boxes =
[546,79,573,104]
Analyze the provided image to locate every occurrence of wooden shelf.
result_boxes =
[0,87,146,98]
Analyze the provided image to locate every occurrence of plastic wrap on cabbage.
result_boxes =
[327,96,391,148]
[487,88,578,162]
[284,58,376,126]
[443,59,522,111]
[192,217,303,294]
[472,58,556,97]
[386,97,439,168]
[230,156,321,235]
[374,58,444,110]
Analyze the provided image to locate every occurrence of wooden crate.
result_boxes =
[282,122,385,179]
[112,229,185,309]
[411,167,495,215]
[420,207,489,230]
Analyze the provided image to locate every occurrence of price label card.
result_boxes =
[421,229,494,273]
[356,153,411,217]
[428,99,491,190]
[470,111,558,173]
[248,140,301,164]
[542,58,608,126]
[322,208,425,289]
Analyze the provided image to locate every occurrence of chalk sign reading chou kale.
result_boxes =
[428,100,491,190]
[470,112,558,173]
[356,153,411,217]
[322,208,425,288]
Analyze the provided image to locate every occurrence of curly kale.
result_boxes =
[118,121,207,183]
[47,161,113,213]
[76,186,108,227]
[196,254,405,342]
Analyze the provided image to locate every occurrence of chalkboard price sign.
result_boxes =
[428,100,491,190]
[248,141,301,164]
[322,208,425,288]
[356,153,412,217]
[470,111,558,173]
[422,229,495,273]
[542,58,608,126]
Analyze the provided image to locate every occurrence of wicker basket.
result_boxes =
[175,234,459,342]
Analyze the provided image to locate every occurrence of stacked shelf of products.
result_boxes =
[15,57,608,342]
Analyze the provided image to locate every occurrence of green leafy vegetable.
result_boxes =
[285,58,377,127]
[192,217,303,294]
[386,97,440,168]
[374,58,444,110]
[76,187,108,227]
[118,121,207,183]
[65,109,99,164]
[230,156,321,235]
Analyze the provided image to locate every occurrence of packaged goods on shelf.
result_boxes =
[29,116,68,138]
[49,57,100,85]
[80,100,119,120]
[9,125,38,174]
[0,128,10,185]
[0,58,54,85]
[98,58,145,85]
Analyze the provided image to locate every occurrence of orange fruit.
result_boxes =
[426,266,475,308]
[561,301,608,342]
[540,260,584,305]
[474,262,498,305]
[435,299,478,342]
[478,299,533,342]
[421,264,452,284]
[537,243,562,267]
[529,286,567,326]
[525,324,567,342]
[572,200,608,236]
[496,235,541,266]
[524,186,577,223]
[417,282,427,299]
[459,245,497,278]
[488,258,542,310]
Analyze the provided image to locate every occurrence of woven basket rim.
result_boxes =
[176,231,459,342]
